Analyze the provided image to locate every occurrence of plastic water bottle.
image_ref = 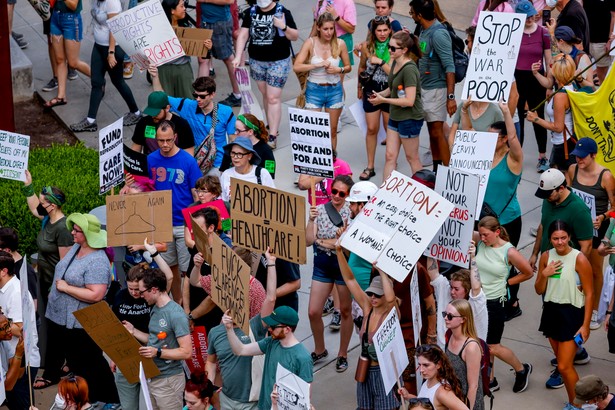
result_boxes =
[274,10,285,37]
[397,84,406,98]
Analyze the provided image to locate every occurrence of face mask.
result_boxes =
[545,0,557,8]
[54,394,66,408]
[37,203,49,216]
[256,0,272,8]
[582,405,598,410]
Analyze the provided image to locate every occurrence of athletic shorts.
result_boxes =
[421,87,447,123]
[486,298,506,345]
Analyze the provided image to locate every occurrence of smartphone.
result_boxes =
[602,239,612,248]
[542,9,551,26]
[574,334,584,347]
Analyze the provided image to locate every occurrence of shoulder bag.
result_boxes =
[194,103,219,174]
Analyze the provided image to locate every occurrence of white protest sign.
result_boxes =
[275,363,311,410]
[449,130,498,219]
[0,353,4,404]
[107,0,185,69]
[349,100,387,144]
[426,166,480,266]
[409,267,422,347]
[572,188,598,236]
[341,171,454,282]
[139,362,154,410]
[462,12,525,103]
[19,262,36,366]
[373,308,409,393]
[235,67,264,120]
[0,130,29,182]
[99,117,124,195]
[288,107,334,178]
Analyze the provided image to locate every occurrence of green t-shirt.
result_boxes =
[539,190,594,252]
[348,252,372,291]
[148,301,190,377]
[388,60,423,121]
[36,216,74,290]
[452,102,503,131]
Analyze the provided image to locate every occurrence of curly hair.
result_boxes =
[416,344,466,403]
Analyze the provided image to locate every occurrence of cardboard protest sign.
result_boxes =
[185,325,208,374]
[462,11,525,102]
[288,107,334,178]
[373,308,409,393]
[107,0,185,69]
[231,179,306,264]
[182,200,231,234]
[572,188,598,236]
[123,145,149,177]
[74,302,160,384]
[191,215,212,264]
[426,166,480,267]
[99,118,124,194]
[275,364,311,410]
[106,190,173,246]
[449,130,498,219]
[341,171,454,282]
[172,27,212,57]
[235,67,265,121]
[139,362,154,410]
[0,130,29,182]
[19,261,36,365]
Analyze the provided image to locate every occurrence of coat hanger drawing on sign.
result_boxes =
[115,202,156,235]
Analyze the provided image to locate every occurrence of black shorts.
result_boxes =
[539,301,584,342]
[44,18,51,35]
[362,81,389,114]
[592,218,610,249]
[486,298,506,345]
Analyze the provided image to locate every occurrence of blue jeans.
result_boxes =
[50,10,82,41]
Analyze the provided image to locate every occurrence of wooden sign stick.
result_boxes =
[310,176,316,205]
[391,350,407,410]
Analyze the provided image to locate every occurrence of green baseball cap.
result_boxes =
[262,306,299,327]
[143,91,169,117]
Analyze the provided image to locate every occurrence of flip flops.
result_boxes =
[44,97,67,109]
[33,377,55,389]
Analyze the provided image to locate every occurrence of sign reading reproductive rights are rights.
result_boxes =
[462,11,525,103]
[289,107,334,178]
[341,171,454,282]
[107,0,185,69]
[99,117,124,195]
[0,130,29,182]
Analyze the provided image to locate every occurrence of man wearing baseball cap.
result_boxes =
[222,306,313,410]
[574,375,614,409]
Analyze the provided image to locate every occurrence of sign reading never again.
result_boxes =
[231,179,306,264]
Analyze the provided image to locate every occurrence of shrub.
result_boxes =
[0,143,108,257]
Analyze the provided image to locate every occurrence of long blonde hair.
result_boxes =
[450,299,479,341]
[316,12,340,58]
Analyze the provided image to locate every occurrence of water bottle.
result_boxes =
[274,10,285,37]
[397,84,406,98]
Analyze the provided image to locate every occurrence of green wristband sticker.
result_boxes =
[145,125,156,139]
[420,41,427,53]
[221,218,232,232]
[264,160,276,175]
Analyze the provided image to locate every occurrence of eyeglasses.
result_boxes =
[195,189,210,195]
[192,91,211,100]
[373,15,389,22]
[230,151,250,159]
[72,227,84,234]
[236,128,250,134]
[388,45,401,51]
[442,311,463,320]
[331,188,348,198]
[138,287,152,296]
[0,319,12,333]
[366,291,383,298]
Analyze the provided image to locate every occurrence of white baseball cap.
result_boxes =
[535,168,565,199]
[346,181,378,203]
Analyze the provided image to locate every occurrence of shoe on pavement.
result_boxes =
[335,356,348,373]
[550,347,591,367]
[42,77,58,92]
[505,304,522,322]
[546,369,564,389]
[322,296,334,316]
[11,31,24,40]
[563,402,579,410]
[220,93,241,107]
[311,349,328,364]
[68,67,78,80]
[330,310,341,331]
[70,118,98,132]
[421,150,433,166]
[590,310,601,330]
[268,134,277,150]
[512,363,532,393]
[123,62,134,79]
[209,68,216,78]
[14,36,28,49]
[123,112,142,126]
[537,157,549,173]
[489,377,500,392]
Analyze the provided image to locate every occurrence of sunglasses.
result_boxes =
[373,15,389,22]
[192,91,211,100]
[269,324,287,331]
[366,291,383,298]
[441,311,463,320]
[415,344,436,355]
[331,188,348,198]
[388,45,401,51]
[408,398,434,409]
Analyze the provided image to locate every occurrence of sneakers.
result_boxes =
[322,296,334,316]
[530,227,538,237]
[537,157,549,173]
[330,310,341,331]
[102,404,122,410]
[70,118,98,132]
[268,134,277,150]
[335,356,348,373]
[11,31,23,40]
[550,347,591,367]
[505,304,523,322]
[209,68,216,78]
[421,150,433,166]
[311,349,328,364]
[12,32,28,49]
[489,377,500,392]
[123,62,134,79]
[42,77,58,92]
[68,67,78,80]
[123,112,142,126]
[512,363,532,393]
[546,369,564,389]
[563,402,579,410]
[220,93,241,107]
[590,310,601,330]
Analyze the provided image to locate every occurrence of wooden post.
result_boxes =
[391,350,407,410]
[310,176,316,206]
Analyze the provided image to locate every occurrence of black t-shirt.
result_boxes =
[583,0,615,43]
[112,288,151,333]
[132,113,195,155]
[557,0,591,53]
[219,139,277,178]
[14,258,38,301]
[254,256,300,311]
[242,4,297,62]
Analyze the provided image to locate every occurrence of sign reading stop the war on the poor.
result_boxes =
[0,130,29,182]
[231,179,306,264]
[341,171,454,282]
[374,308,408,393]
[426,166,480,267]
[211,234,251,334]
[449,130,498,219]
[462,11,525,103]
[572,188,598,236]
[107,0,185,69]
[288,107,334,179]
[276,364,311,410]
[99,117,124,195]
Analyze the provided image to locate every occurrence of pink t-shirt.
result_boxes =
[313,0,357,36]
[472,1,515,26]
[200,275,266,319]
[516,25,550,70]
[308,158,353,206]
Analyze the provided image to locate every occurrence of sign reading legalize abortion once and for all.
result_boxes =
[373,308,409,393]
[340,171,454,282]
[462,11,525,103]
[426,166,480,267]
[99,117,124,195]
[106,191,173,246]
[0,130,29,182]
[449,130,498,219]
[211,234,251,334]
[288,107,334,178]
[231,179,306,264]
[107,0,185,69]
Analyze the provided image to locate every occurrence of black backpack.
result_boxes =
[428,21,469,83]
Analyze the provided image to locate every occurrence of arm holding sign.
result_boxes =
[222,310,264,356]
[23,170,44,221]
[306,206,318,246]
[261,248,278,321]
[336,244,371,312]
[232,28,251,69]
[499,101,523,175]
[122,320,149,344]
[148,65,163,92]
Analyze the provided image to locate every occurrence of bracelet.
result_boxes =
[150,251,160,258]
[22,184,34,196]
[427,334,437,338]
[607,310,613,315]
[13,355,22,361]
[335,16,340,21]
[267,264,275,268]
[108,51,115,55]
[156,347,162,358]
[282,25,288,32]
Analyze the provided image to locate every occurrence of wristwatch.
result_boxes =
[447,93,455,100]
[188,312,194,321]
[335,16,340,21]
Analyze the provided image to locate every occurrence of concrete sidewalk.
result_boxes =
[9,0,615,408]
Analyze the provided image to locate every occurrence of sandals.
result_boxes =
[33,377,55,389]
[44,97,67,109]
[359,168,376,181]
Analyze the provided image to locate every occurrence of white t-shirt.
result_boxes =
[220,165,275,202]
[92,0,122,46]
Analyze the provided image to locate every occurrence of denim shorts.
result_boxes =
[305,81,344,109]
[50,10,83,41]
[249,56,292,88]
[387,118,424,138]
[312,252,345,285]
[203,19,233,60]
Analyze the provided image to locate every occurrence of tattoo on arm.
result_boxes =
[426,306,436,316]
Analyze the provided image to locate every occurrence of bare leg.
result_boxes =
[549,338,578,403]
[589,248,603,310]
[364,110,381,170]
[256,80,269,125]
[326,107,343,151]
[51,36,68,99]
[427,121,450,167]
[169,265,182,304]
[308,280,335,354]
[400,137,423,175]
[48,35,58,77]
[223,56,240,94]
[265,84,283,137]
[383,129,401,181]
[64,39,90,76]
[335,283,353,358]
[198,58,211,78]
[489,343,523,372]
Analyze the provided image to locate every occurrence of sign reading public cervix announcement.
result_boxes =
[107,0,185,69]
[231,179,306,264]
[426,166,480,267]
[462,11,525,102]
[449,130,498,220]
[341,171,454,282]
[0,130,29,182]
[99,117,124,195]
[288,107,334,179]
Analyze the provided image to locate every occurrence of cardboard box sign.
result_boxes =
[106,191,173,246]
[173,27,213,57]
